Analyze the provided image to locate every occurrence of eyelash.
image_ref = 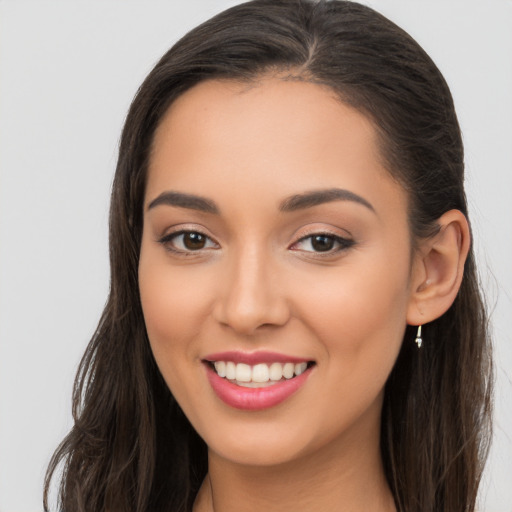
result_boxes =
[290,232,355,255]
[158,230,355,256]
[158,230,219,255]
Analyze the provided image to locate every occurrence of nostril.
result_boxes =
[211,274,291,334]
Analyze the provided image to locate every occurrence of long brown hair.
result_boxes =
[44,1,492,511]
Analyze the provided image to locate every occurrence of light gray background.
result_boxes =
[0,1,510,511]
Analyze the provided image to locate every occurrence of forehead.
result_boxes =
[152,77,378,162]
[147,77,406,218]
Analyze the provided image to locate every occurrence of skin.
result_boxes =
[138,77,470,512]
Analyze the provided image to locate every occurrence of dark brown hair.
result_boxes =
[44,1,492,511]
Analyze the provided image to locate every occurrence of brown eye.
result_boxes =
[158,230,218,253]
[291,233,355,254]
[311,235,335,252]
[183,232,207,250]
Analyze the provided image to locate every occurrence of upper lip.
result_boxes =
[203,351,313,365]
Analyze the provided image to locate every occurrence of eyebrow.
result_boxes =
[279,188,375,213]
[147,191,219,214]
[147,187,375,215]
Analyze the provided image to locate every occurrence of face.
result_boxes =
[139,78,417,467]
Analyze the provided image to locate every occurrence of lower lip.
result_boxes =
[205,363,313,411]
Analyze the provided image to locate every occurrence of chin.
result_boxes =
[209,437,308,467]
[196,413,323,468]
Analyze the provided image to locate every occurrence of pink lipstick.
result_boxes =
[203,351,314,411]
[204,350,310,365]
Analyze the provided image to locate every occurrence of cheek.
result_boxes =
[138,247,212,376]
[139,271,201,344]
[295,246,411,375]
[285,253,410,446]
[139,233,214,331]
[138,257,215,422]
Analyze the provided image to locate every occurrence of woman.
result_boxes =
[43,1,492,511]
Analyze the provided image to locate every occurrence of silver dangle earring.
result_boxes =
[415,325,423,348]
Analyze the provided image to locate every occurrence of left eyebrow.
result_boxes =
[147,191,219,214]
[279,188,375,213]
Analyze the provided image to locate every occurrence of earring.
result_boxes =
[415,325,423,348]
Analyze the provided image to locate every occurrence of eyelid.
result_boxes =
[156,224,354,256]
[289,227,355,255]
[157,223,216,241]
[157,225,220,254]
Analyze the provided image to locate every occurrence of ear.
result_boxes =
[407,209,470,325]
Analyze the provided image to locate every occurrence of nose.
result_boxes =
[212,247,291,335]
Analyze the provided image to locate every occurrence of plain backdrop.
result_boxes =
[0,1,511,511]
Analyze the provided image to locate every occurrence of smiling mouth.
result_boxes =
[206,360,316,388]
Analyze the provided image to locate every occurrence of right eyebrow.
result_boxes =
[279,187,376,213]
[147,191,220,214]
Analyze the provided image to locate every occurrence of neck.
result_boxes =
[193,412,396,512]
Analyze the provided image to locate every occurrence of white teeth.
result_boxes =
[269,362,283,381]
[214,361,226,378]
[235,363,252,382]
[295,362,307,375]
[225,361,236,380]
[211,360,311,384]
[252,363,270,383]
[283,362,295,379]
